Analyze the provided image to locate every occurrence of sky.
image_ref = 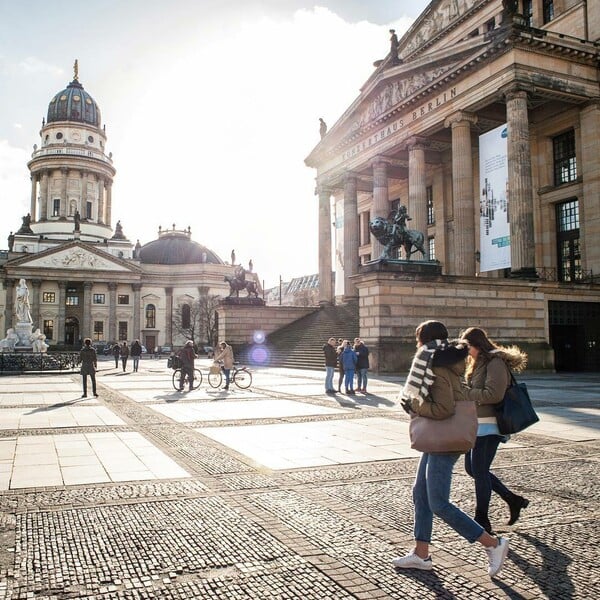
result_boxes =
[0,0,431,289]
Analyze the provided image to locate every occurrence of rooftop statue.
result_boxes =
[369,205,426,261]
[319,118,327,139]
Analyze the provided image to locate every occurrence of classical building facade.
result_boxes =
[0,69,258,351]
[306,0,600,371]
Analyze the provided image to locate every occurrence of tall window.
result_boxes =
[42,292,55,303]
[543,0,554,23]
[43,320,54,340]
[360,211,371,246]
[93,294,105,304]
[522,0,533,26]
[145,304,156,328]
[426,186,435,225]
[428,237,436,261]
[53,199,60,217]
[118,321,128,341]
[118,294,129,305]
[86,201,93,219]
[66,288,79,306]
[182,304,191,329]
[93,321,104,341]
[556,200,581,282]
[553,130,577,186]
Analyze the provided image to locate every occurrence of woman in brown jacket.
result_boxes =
[461,327,529,534]
[214,341,234,390]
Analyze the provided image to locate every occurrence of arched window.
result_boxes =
[182,303,191,329]
[145,304,156,328]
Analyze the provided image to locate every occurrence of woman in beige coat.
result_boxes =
[461,327,529,534]
[214,341,234,390]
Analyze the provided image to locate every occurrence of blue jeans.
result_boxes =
[344,369,355,391]
[325,366,335,391]
[413,452,484,544]
[464,435,513,518]
[357,368,368,389]
[223,368,231,387]
[132,357,140,371]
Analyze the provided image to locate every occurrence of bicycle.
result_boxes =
[168,355,202,391]
[208,363,252,389]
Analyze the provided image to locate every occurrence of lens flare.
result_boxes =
[253,330,266,344]
[250,345,270,365]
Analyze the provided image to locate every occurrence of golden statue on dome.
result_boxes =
[73,59,79,81]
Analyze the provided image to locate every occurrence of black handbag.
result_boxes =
[495,371,539,434]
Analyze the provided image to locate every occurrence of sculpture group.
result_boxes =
[369,205,426,261]
[225,265,259,298]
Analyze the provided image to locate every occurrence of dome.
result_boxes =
[138,230,223,265]
[47,79,101,127]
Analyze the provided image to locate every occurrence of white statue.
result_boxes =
[0,329,18,352]
[31,329,49,353]
[15,278,33,324]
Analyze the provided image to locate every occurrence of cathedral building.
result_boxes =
[306,0,600,371]
[0,66,249,351]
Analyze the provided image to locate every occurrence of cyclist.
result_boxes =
[214,341,234,390]
[177,340,197,392]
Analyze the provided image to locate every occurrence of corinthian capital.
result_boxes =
[444,111,478,129]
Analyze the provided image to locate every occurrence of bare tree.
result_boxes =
[173,295,220,347]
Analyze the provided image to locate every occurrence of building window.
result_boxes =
[42,292,55,303]
[522,0,533,26]
[360,211,371,246]
[93,321,104,341]
[542,0,554,23]
[556,200,581,282]
[182,304,191,329]
[553,130,577,186]
[86,201,92,219]
[426,186,435,225]
[145,304,156,328]
[93,294,105,304]
[390,198,400,217]
[118,294,130,305]
[486,18,495,31]
[428,237,436,260]
[53,199,60,217]
[43,320,54,340]
[118,321,128,341]
[66,288,79,306]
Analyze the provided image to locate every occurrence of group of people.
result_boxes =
[111,340,143,372]
[175,340,234,392]
[323,337,370,395]
[394,320,528,578]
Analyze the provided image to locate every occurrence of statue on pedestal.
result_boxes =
[0,329,18,352]
[30,328,49,353]
[369,205,426,260]
[15,278,33,324]
[225,265,259,298]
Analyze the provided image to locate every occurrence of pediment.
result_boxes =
[7,242,141,273]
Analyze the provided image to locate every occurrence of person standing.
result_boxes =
[120,341,129,372]
[461,326,529,534]
[215,341,234,390]
[340,340,357,394]
[354,338,370,393]
[394,320,509,577]
[322,337,338,394]
[177,340,197,392]
[112,342,121,368]
[79,338,98,398]
[336,338,345,393]
[130,339,142,372]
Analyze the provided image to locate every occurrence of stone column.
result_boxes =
[57,282,67,344]
[317,186,333,305]
[578,99,600,274]
[407,137,429,259]
[61,168,68,217]
[371,159,389,260]
[132,283,142,341]
[30,175,37,221]
[165,287,173,345]
[108,282,118,341]
[343,173,359,299]
[30,279,42,331]
[81,172,88,219]
[82,281,93,339]
[40,172,49,220]
[506,90,536,277]
[3,279,15,330]
[445,112,477,276]
[105,181,113,226]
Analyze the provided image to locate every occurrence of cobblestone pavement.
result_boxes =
[1,357,599,599]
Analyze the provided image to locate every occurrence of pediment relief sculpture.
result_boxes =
[49,249,112,269]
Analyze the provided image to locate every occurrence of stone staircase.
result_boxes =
[239,303,359,370]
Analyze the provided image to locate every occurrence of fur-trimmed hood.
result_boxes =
[489,346,528,372]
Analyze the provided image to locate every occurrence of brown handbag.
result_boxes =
[409,400,478,453]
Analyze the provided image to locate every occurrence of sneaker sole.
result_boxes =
[488,539,510,577]
[392,558,433,571]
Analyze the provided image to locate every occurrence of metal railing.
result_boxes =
[31,147,112,164]
[0,352,79,374]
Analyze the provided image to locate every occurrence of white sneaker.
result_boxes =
[392,552,433,570]
[486,537,509,577]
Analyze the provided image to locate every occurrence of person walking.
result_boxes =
[394,320,509,578]
[79,338,98,398]
[340,340,357,394]
[323,337,338,394]
[336,338,345,393]
[354,337,370,393]
[111,342,121,368]
[177,340,197,392]
[460,326,529,534]
[130,340,142,372]
[214,341,234,390]
[120,341,130,372]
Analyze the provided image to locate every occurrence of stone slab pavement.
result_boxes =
[0,355,598,599]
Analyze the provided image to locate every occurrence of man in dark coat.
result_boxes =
[354,337,370,393]
[177,340,196,392]
[79,338,98,398]
[322,337,338,394]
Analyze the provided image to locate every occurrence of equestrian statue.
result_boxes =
[369,205,426,261]
[225,265,260,298]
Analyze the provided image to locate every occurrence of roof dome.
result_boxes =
[47,79,101,127]
[138,229,223,265]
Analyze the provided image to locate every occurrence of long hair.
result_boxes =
[415,320,448,345]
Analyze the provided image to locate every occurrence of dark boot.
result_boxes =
[474,510,494,535]
[507,495,529,525]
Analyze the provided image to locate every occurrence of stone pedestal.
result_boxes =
[360,259,443,276]
[14,322,33,349]
[220,297,266,307]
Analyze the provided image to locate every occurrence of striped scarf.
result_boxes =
[401,339,448,403]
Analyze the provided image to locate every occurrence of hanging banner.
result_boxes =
[478,124,510,272]
[334,196,345,297]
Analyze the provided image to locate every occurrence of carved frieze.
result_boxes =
[21,248,130,272]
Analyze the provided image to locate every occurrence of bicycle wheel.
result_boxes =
[208,370,222,388]
[233,368,252,389]
[191,368,202,390]
[172,369,183,391]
